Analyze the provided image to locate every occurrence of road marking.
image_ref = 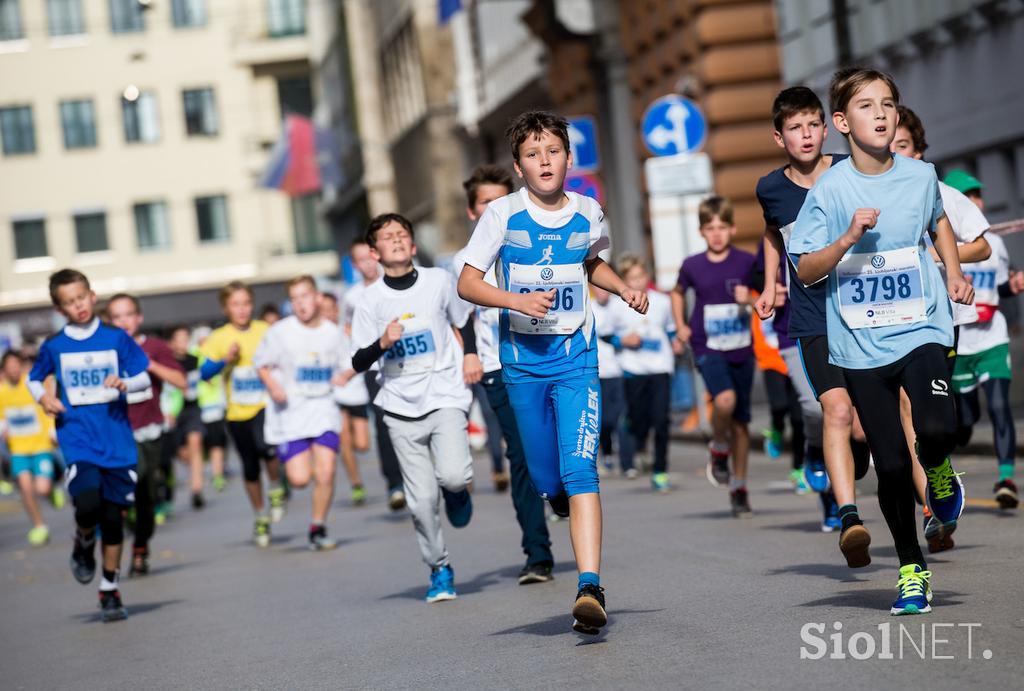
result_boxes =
[966,498,1001,509]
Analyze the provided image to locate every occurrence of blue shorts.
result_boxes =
[696,353,754,423]
[505,369,601,498]
[277,431,340,463]
[11,452,55,479]
[65,461,137,507]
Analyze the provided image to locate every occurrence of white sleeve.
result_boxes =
[123,371,152,393]
[996,236,1010,284]
[351,301,379,353]
[461,201,506,273]
[943,184,989,243]
[445,270,473,328]
[585,200,611,260]
[252,325,279,369]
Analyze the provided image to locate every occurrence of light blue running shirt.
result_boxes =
[461,188,610,384]
[789,155,954,370]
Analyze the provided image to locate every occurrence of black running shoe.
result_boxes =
[994,479,1019,510]
[572,584,607,635]
[99,589,127,622]
[191,493,205,510]
[70,533,97,584]
[518,561,554,585]
[730,488,752,518]
[129,548,149,577]
[548,492,570,518]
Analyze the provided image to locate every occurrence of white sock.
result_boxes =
[729,478,746,491]
[99,576,118,592]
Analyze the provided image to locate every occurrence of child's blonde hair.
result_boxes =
[616,253,648,277]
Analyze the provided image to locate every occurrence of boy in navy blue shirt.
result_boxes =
[29,270,151,622]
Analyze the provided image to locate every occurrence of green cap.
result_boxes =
[943,169,984,195]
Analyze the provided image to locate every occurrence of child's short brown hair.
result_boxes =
[107,293,141,313]
[896,105,927,155]
[364,213,415,248]
[219,280,253,306]
[772,86,825,132]
[829,66,900,114]
[462,165,513,207]
[286,275,317,294]
[48,269,90,306]
[698,196,734,227]
[616,253,647,277]
[505,111,571,163]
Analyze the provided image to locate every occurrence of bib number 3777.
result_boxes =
[837,247,925,329]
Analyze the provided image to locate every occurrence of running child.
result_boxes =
[791,67,972,615]
[192,326,229,492]
[458,110,649,634]
[605,254,677,492]
[671,195,756,517]
[200,281,286,547]
[0,350,62,546]
[29,269,152,621]
[106,294,186,576]
[167,325,211,504]
[591,286,630,477]
[351,213,476,602]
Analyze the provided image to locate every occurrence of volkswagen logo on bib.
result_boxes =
[540,268,554,281]
[85,355,93,364]
[871,255,886,269]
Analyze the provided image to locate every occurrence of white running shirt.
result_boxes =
[452,248,502,374]
[606,290,675,375]
[958,232,1010,356]
[940,181,989,326]
[591,296,623,379]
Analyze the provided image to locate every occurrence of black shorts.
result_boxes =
[341,403,368,419]
[227,410,275,483]
[174,403,205,443]
[797,335,846,400]
[203,418,228,450]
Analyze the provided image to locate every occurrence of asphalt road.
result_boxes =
[0,440,1021,690]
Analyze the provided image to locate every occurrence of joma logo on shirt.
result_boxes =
[538,234,562,241]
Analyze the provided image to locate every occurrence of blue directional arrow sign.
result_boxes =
[567,116,599,172]
[641,95,707,157]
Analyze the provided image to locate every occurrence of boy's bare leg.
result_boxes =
[102,542,122,573]
[568,493,602,575]
[17,473,44,527]
[339,412,362,487]
[900,388,928,503]
[185,431,204,495]
[312,444,337,524]
[210,446,225,480]
[711,390,737,447]
[731,421,750,481]
[820,388,858,506]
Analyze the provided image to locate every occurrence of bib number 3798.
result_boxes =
[837,247,925,329]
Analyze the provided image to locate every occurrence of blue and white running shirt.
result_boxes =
[461,189,610,384]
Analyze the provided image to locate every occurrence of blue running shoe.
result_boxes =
[762,427,783,459]
[923,511,954,553]
[803,457,830,493]
[820,492,840,532]
[925,458,964,531]
[890,564,932,615]
[442,488,473,528]
[426,565,457,603]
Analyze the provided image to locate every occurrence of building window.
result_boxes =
[0,105,35,155]
[266,0,305,37]
[122,91,160,143]
[171,0,205,28]
[277,76,313,118]
[60,99,97,149]
[195,195,230,243]
[291,194,332,253]
[48,0,86,36]
[133,201,171,251]
[0,0,23,41]
[74,212,108,253]
[183,88,217,136]
[13,218,48,259]
[109,0,144,34]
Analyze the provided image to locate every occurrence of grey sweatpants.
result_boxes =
[382,408,474,569]
[780,346,824,449]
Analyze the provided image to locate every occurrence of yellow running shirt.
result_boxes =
[0,375,55,456]
[200,320,269,422]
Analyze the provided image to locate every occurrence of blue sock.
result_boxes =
[578,571,600,589]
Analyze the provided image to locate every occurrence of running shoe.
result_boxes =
[635,452,652,473]
[212,474,227,493]
[442,488,473,528]
[789,468,810,495]
[923,511,954,553]
[821,493,840,532]
[994,478,1019,510]
[154,502,170,526]
[388,488,407,511]
[925,458,964,531]
[493,471,510,493]
[254,516,271,548]
[762,427,783,459]
[890,564,932,616]
[0,479,13,495]
[426,565,457,603]
[27,524,49,547]
[730,487,752,518]
[706,445,730,487]
[624,468,639,480]
[191,493,205,510]
[129,547,149,577]
[548,492,570,518]
[351,485,367,507]
[70,532,97,584]
[803,457,830,493]
[268,486,287,523]
[50,487,65,510]
[99,589,128,622]
[572,584,607,635]
[651,472,671,493]
[838,523,872,568]
[518,561,554,585]
[308,525,338,551]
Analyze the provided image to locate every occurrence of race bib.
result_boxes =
[201,403,225,423]
[637,322,664,352]
[4,405,41,437]
[703,303,751,351]
[230,366,266,406]
[508,263,586,335]
[185,370,200,401]
[60,350,119,406]
[382,318,437,376]
[963,267,998,309]
[295,354,334,398]
[126,387,154,405]
[761,317,780,350]
[837,247,925,329]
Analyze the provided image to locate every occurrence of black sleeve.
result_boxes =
[459,317,477,355]
[999,281,1014,299]
[750,266,766,293]
[352,340,385,373]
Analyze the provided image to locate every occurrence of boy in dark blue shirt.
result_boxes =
[29,270,151,622]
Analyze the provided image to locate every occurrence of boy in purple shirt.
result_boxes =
[671,196,757,517]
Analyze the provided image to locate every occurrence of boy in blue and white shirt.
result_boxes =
[458,110,648,635]
[29,269,151,622]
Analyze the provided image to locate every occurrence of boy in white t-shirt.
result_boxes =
[348,214,476,603]
[255,276,344,551]
[591,286,629,476]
